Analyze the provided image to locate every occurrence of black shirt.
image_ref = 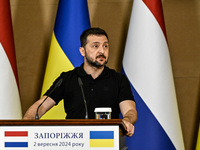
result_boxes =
[45,64,135,119]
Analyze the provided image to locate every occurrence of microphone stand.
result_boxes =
[35,78,63,120]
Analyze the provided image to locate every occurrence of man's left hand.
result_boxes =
[122,119,135,137]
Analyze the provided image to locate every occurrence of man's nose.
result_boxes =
[99,46,105,54]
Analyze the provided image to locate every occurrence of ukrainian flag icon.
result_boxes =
[90,131,114,147]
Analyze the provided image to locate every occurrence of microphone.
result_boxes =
[78,77,88,119]
[35,78,63,120]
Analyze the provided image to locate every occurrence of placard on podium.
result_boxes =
[0,119,127,150]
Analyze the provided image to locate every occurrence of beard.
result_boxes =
[85,53,108,68]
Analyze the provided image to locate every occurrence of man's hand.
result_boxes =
[119,100,137,137]
[122,118,135,137]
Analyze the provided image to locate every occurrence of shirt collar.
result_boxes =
[76,63,110,78]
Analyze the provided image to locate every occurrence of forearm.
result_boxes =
[23,97,46,119]
[122,109,137,125]
[23,100,42,120]
[119,100,137,137]
[23,96,55,120]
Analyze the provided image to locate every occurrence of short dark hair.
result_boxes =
[80,27,109,47]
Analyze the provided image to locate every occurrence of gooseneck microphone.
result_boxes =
[78,77,88,119]
[35,78,63,120]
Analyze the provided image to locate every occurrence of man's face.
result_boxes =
[84,35,109,68]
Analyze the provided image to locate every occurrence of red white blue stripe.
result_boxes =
[4,131,28,148]
[0,0,22,119]
[122,0,185,149]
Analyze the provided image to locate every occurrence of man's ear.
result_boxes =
[79,47,85,56]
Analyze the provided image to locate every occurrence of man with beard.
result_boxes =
[23,28,137,137]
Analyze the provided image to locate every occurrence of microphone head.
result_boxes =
[78,77,83,86]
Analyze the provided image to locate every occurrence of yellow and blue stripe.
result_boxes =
[41,0,90,119]
[90,131,114,147]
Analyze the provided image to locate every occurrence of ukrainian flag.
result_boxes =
[90,131,114,147]
[41,0,90,119]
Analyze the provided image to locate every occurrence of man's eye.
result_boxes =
[104,45,108,48]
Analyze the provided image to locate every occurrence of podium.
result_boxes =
[0,119,127,150]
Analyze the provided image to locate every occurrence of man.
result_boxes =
[23,28,137,137]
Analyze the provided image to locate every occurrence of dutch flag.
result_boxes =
[122,0,185,149]
[4,131,28,148]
